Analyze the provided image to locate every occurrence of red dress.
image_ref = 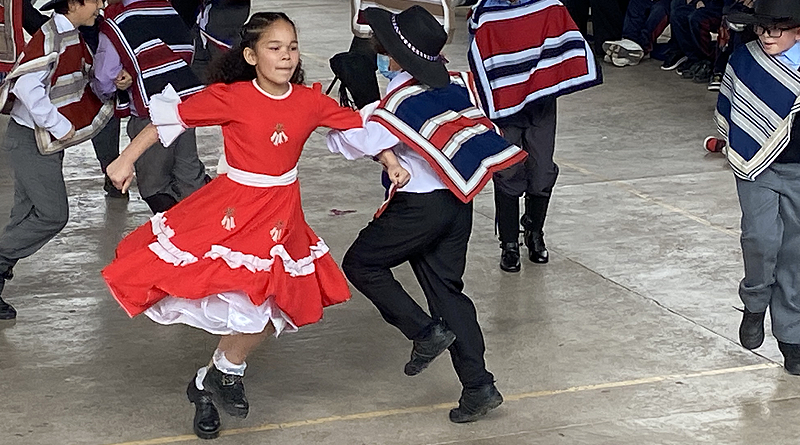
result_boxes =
[102,80,362,333]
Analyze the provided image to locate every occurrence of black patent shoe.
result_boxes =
[738,308,766,350]
[499,242,521,273]
[202,365,249,418]
[524,230,549,263]
[0,297,16,320]
[449,383,503,423]
[779,342,800,375]
[404,323,456,376]
[187,379,221,440]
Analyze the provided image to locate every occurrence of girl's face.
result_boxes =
[758,25,800,55]
[243,20,299,95]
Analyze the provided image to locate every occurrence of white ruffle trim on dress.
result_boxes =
[148,213,198,267]
[149,84,188,147]
[204,240,330,277]
[144,291,298,336]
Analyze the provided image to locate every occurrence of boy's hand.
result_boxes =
[106,157,135,193]
[386,163,410,188]
[58,125,76,141]
[114,70,133,90]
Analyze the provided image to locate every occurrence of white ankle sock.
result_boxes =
[195,366,208,390]
[212,349,246,376]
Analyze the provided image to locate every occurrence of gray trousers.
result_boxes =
[126,116,207,200]
[492,96,559,198]
[737,163,800,343]
[0,120,69,274]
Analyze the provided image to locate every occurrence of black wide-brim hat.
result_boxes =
[364,6,450,89]
[40,0,69,11]
[728,0,800,26]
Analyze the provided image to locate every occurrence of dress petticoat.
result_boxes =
[101,174,351,335]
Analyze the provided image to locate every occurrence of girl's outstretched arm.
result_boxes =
[107,124,159,193]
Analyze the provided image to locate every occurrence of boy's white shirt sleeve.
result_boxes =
[12,71,73,139]
[326,100,400,159]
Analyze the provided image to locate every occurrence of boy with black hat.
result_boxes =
[717,0,800,374]
[0,0,114,319]
[328,5,528,423]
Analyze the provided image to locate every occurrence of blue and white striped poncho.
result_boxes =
[716,40,800,181]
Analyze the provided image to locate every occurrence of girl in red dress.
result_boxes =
[103,12,408,439]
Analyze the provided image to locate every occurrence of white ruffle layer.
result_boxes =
[144,291,298,336]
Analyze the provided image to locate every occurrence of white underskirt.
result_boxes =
[144,291,298,336]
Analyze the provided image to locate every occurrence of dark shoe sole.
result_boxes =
[500,262,521,273]
[404,330,457,376]
[528,251,549,264]
[449,394,503,423]
[0,310,16,320]
[661,56,688,71]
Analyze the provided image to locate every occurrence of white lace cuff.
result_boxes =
[150,84,188,147]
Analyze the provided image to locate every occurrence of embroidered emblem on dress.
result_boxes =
[271,123,288,146]
[221,208,236,231]
[270,220,285,242]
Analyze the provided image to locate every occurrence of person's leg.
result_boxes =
[125,116,179,213]
[0,121,69,318]
[493,123,527,272]
[735,170,782,350]
[642,0,671,53]
[764,164,800,373]
[167,128,209,201]
[91,116,126,198]
[561,0,591,37]
[342,192,456,341]
[688,6,723,62]
[589,0,627,54]
[622,0,650,45]
[522,97,558,264]
[670,0,698,61]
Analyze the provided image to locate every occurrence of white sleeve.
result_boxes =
[326,120,400,160]
[11,72,73,139]
[149,84,188,147]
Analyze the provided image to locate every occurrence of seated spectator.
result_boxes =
[708,0,756,90]
[563,0,631,56]
[603,0,671,66]
[665,0,724,84]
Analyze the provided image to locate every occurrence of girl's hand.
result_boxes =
[114,69,133,91]
[106,157,135,193]
[386,163,410,188]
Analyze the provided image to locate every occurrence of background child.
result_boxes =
[716,0,800,375]
[103,12,363,439]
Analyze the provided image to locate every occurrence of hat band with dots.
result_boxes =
[391,15,441,62]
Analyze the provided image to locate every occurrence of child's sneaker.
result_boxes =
[708,73,723,91]
[662,53,688,71]
[604,38,644,66]
[704,136,726,153]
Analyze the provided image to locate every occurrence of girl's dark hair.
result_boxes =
[206,12,305,85]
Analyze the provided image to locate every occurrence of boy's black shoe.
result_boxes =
[0,276,15,320]
[103,175,129,200]
[187,379,221,440]
[202,365,249,418]
[738,308,766,350]
[680,61,701,79]
[404,323,456,376]
[524,230,549,264]
[499,242,521,272]
[778,342,800,375]
[661,53,688,71]
[449,383,503,423]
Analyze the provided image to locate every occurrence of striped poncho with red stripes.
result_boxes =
[370,72,527,204]
[467,0,601,120]
[101,0,204,118]
[0,16,113,154]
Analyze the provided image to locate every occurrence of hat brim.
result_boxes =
[727,11,800,26]
[39,0,65,10]
[364,7,450,89]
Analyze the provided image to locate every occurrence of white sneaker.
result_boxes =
[611,55,632,67]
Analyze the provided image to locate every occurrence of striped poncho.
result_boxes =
[0,17,113,154]
[716,40,800,180]
[370,72,527,203]
[467,0,601,120]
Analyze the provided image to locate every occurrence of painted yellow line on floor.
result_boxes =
[556,159,740,238]
[105,362,779,445]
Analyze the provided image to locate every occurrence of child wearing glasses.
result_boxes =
[716,0,800,375]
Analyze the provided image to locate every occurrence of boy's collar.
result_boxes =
[53,13,76,33]
[780,40,800,66]
[386,71,413,94]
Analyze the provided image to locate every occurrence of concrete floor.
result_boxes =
[1,1,796,444]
